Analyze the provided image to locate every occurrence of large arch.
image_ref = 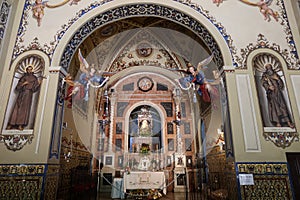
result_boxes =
[50,1,234,68]
[53,2,233,196]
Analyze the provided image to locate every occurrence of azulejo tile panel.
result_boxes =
[236,162,293,200]
[0,164,46,199]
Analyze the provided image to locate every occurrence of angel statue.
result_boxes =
[174,54,220,103]
[239,0,279,22]
[63,49,112,103]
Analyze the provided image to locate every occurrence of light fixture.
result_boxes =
[62,122,73,162]
[217,127,225,151]
[99,89,110,126]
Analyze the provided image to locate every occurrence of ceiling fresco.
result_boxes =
[67,17,214,78]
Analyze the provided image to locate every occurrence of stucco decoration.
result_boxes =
[58,3,229,70]
[0,0,10,48]
[240,34,300,70]
[14,38,53,65]
[1,54,45,151]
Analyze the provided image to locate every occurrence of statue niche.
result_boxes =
[138,106,152,136]
[128,105,162,171]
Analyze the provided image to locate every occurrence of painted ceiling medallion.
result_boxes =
[138,77,153,92]
[136,42,153,58]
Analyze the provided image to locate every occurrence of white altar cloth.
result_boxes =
[123,171,166,194]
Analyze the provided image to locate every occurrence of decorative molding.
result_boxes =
[239,33,299,70]
[0,164,46,175]
[57,3,225,70]
[0,0,10,48]
[263,131,299,149]
[0,130,34,151]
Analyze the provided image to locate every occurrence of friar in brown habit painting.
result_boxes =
[7,65,42,131]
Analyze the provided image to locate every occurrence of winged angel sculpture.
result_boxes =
[239,0,279,22]
[63,49,111,107]
[174,55,220,104]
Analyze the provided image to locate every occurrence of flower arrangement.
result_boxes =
[128,189,163,200]
[147,189,163,199]
[140,143,150,154]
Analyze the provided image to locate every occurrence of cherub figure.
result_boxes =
[174,55,220,103]
[69,0,81,5]
[213,0,224,7]
[32,0,48,26]
[240,0,279,22]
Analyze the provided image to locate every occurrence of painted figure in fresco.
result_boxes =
[240,0,279,22]
[261,64,294,128]
[69,0,81,5]
[32,0,47,27]
[175,55,219,103]
[213,0,223,7]
[7,65,41,130]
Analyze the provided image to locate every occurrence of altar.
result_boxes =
[123,171,167,195]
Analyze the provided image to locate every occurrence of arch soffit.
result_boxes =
[51,1,233,69]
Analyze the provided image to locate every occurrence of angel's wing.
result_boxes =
[239,0,258,6]
[197,54,214,71]
[168,68,189,74]
[78,49,89,74]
